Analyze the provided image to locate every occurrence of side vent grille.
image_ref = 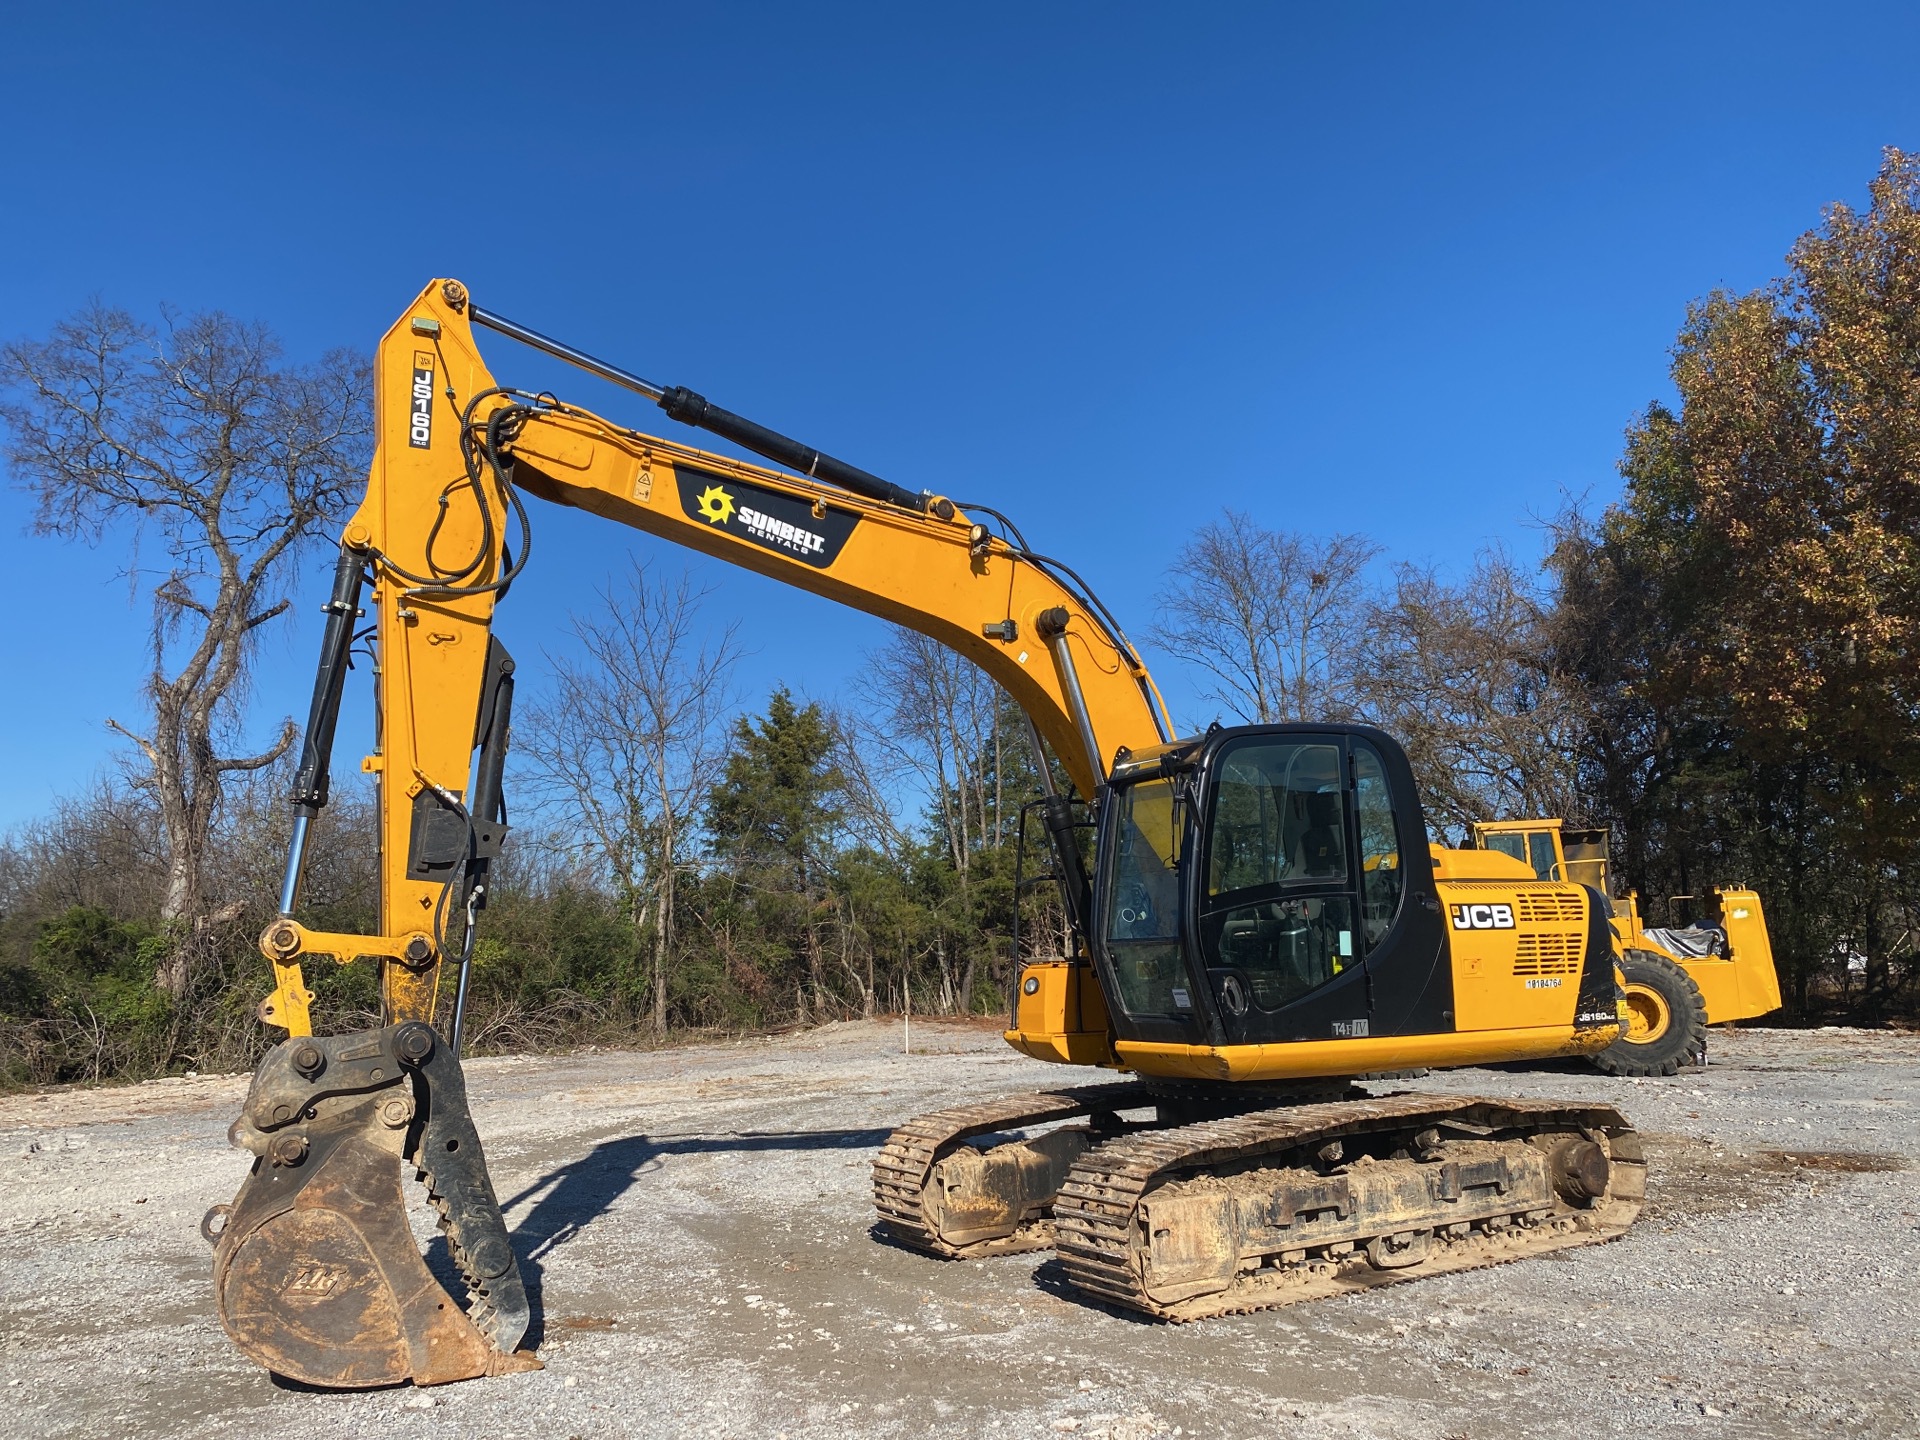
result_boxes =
[1512,890,1586,925]
[1513,933,1585,976]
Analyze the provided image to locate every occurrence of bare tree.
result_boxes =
[823,704,914,864]
[1353,549,1587,838]
[515,560,742,1033]
[1151,512,1381,725]
[0,780,167,924]
[0,304,370,993]
[850,631,1056,1015]
[852,627,1008,878]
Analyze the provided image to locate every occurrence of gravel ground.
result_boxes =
[0,1020,1915,1440]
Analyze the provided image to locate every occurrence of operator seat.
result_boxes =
[1295,791,1344,876]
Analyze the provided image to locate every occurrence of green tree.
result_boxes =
[705,689,847,1018]
[1555,147,1920,1014]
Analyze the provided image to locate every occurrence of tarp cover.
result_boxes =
[1640,925,1724,960]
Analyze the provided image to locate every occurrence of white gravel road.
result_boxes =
[0,1021,1914,1440]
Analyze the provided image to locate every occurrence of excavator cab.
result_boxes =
[1088,725,1449,1052]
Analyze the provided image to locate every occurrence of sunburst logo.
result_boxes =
[695,484,736,525]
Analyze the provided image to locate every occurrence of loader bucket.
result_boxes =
[206,1024,539,1388]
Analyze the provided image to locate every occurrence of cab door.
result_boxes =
[1194,728,1452,1045]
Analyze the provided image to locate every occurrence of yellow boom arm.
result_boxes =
[259,279,1172,1037]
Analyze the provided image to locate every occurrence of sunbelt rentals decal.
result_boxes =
[675,466,859,569]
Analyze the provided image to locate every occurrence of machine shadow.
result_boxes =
[1028,1257,1161,1324]
[1483,1057,1609,1075]
[426,1125,890,1349]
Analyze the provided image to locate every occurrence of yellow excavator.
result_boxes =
[206,280,1646,1388]
[1472,819,1781,1075]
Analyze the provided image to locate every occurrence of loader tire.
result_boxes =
[1592,950,1707,1077]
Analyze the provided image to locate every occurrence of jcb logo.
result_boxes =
[408,351,434,449]
[1450,902,1515,930]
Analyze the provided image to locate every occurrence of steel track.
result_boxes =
[870,1082,1147,1256]
[1052,1093,1645,1321]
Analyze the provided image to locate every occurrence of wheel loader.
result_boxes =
[1471,819,1782,1074]
[205,280,1647,1387]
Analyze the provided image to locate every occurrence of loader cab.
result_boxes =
[1090,724,1453,1050]
[1471,818,1613,895]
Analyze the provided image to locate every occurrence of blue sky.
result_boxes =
[3,3,1917,829]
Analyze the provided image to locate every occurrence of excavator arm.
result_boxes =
[211,279,1171,1387]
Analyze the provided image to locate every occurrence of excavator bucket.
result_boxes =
[205,1024,540,1388]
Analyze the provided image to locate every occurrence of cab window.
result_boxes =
[1486,830,1557,880]
[1103,778,1188,1017]
[1200,740,1355,1012]
[1353,742,1402,950]
[1485,831,1527,867]
[1529,831,1558,880]
[1206,740,1347,897]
